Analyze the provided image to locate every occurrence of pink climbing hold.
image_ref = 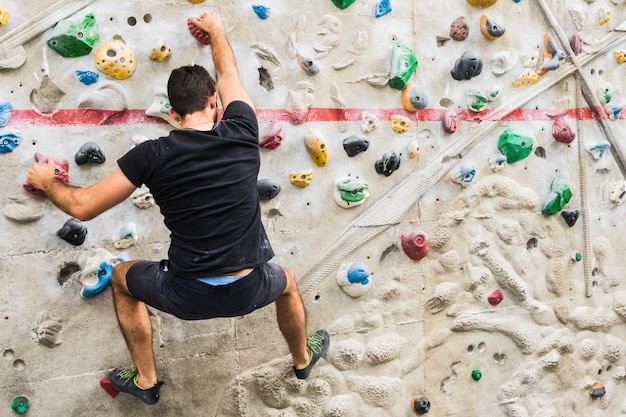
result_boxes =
[23,153,70,198]
[442,109,458,133]
[552,116,576,144]
[401,231,430,261]
[488,289,504,305]
[187,17,211,45]
[259,123,284,149]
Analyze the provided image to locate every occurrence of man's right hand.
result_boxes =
[190,12,225,40]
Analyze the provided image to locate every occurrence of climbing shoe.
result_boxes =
[109,367,162,405]
[294,329,330,379]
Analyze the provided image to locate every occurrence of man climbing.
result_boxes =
[26,12,329,405]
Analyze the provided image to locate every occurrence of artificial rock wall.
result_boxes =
[1,0,626,416]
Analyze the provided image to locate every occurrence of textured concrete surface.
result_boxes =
[1,0,626,416]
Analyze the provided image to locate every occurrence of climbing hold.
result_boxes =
[94,36,137,80]
[113,222,138,249]
[257,67,274,92]
[375,151,401,176]
[11,396,29,414]
[75,142,105,165]
[491,47,518,75]
[571,251,582,262]
[451,163,476,186]
[342,135,370,157]
[47,12,99,57]
[2,195,46,223]
[561,210,579,227]
[149,38,171,62]
[401,84,428,112]
[542,176,572,215]
[30,75,66,114]
[0,130,20,153]
[570,32,583,55]
[451,50,483,81]
[586,141,611,160]
[331,0,357,9]
[75,70,99,85]
[480,15,505,41]
[466,89,488,112]
[408,139,420,159]
[333,30,368,70]
[467,0,498,6]
[375,0,392,18]
[537,33,565,75]
[471,370,482,381]
[442,109,458,133]
[552,117,575,144]
[487,155,506,172]
[336,261,372,297]
[488,289,504,305]
[605,105,623,120]
[32,310,63,347]
[361,111,380,133]
[330,82,348,133]
[0,101,12,127]
[411,397,430,414]
[512,67,540,87]
[614,51,626,64]
[589,383,606,398]
[314,15,343,58]
[401,231,429,260]
[80,249,130,299]
[290,169,313,187]
[145,87,180,128]
[296,52,319,75]
[598,7,611,25]
[259,123,284,149]
[130,188,155,209]
[187,0,205,3]
[304,128,328,167]
[257,179,281,200]
[334,178,370,208]
[568,5,588,31]
[78,82,127,113]
[450,16,470,41]
[389,43,418,90]
[187,17,210,45]
[0,7,7,26]
[24,153,70,198]
[598,82,614,105]
[252,5,271,19]
[610,180,626,205]
[390,114,411,133]
[498,128,534,163]
[287,81,315,125]
[251,43,282,67]
[57,217,88,246]
[521,50,539,68]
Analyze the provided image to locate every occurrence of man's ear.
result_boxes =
[168,108,182,123]
[208,93,218,109]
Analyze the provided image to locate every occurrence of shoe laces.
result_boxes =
[306,333,325,355]
[116,367,138,383]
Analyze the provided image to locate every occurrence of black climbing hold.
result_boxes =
[451,50,483,81]
[411,396,430,414]
[257,179,281,201]
[375,150,401,176]
[75,141,105,165]
[561,209,580,227]
[342,135,370,157]
[57,217,88,245]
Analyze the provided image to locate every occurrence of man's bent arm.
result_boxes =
[191,13,255,111]
[27,160,137,221]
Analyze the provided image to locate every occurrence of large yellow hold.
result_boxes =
[94,37,137,80]
[0,7,8,25]
[467,0,498,6]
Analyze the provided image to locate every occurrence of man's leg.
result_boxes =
[275,267,310,369]
[111,261,157,388]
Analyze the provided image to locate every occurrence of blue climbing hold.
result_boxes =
[0,130,21,154]
[0,101,12,127]
[375,0,392,18]
[347,261,370,285]
[75,69,99,85]
[252,5,271,19]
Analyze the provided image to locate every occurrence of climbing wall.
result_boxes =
[1,0,626,416]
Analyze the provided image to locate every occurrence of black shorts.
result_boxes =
[125,261,287,320]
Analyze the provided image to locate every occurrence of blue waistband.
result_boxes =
[196,275,245,286]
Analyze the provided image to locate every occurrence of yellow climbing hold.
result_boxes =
[0,7,8,25]
[614,51,626,64]
[512,68,541,87]
[304,129,328,167]
[290,169,313,187]
[467,0,498,6]
[94,37,137,80]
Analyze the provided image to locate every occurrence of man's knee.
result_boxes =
[282,267,299,294]
[111,261,135,293]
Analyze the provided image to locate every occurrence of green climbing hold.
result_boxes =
[389,44,418,90]
[47,12,99,57]
[573,252,582,262]
[471,370,482,381]
[331,0,357,8]
[11,396,29,414]
[337,179,369,203]
[497,128,534,163]
[542,176,572,215]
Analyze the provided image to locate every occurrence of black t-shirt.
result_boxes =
[118,101,274,278]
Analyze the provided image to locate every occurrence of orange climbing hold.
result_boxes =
[467,0,497,6]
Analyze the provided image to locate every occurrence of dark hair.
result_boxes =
[167,65,216,118]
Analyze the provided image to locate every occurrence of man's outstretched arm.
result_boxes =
[27,158,137,221]
[190,12,255,111]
